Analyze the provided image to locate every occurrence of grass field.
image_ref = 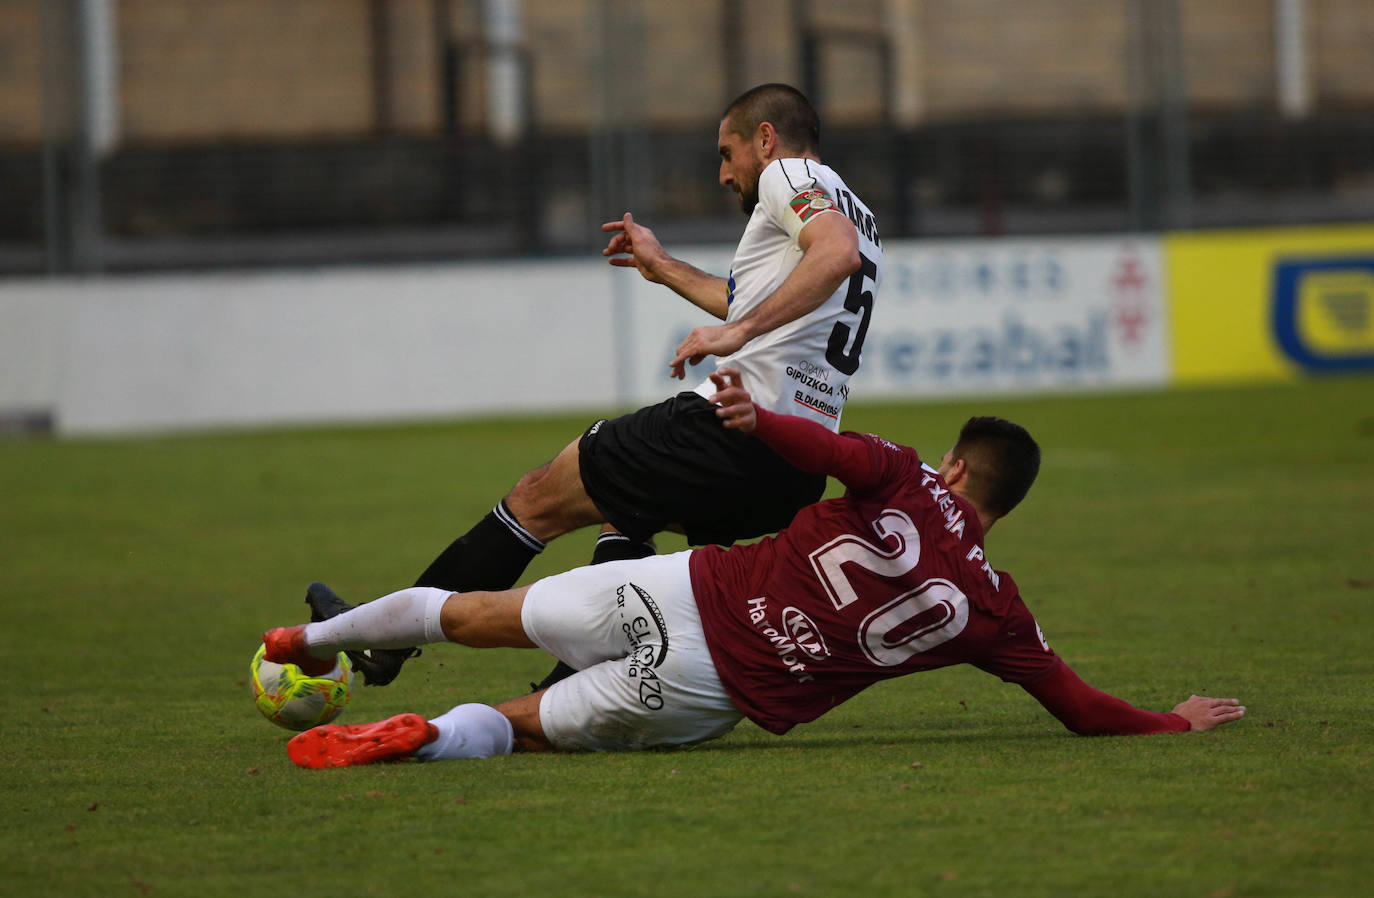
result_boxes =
[3,377,1372,897]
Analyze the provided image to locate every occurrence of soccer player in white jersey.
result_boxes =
[311,84,885,691]
[262,368,1245,768]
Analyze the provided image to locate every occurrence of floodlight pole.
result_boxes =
[1275,0,1311,120]
[1124,0,1191,231]
[39,0,115,274]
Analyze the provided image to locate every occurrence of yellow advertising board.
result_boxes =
[1165,224,1374,384]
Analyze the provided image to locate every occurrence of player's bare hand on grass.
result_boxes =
[672,322,749,379]
[709,367,756,431]
[1171,695,1246,731]
[602,213,668,283]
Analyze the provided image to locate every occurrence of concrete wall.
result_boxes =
[1,234,1181,436]
[0,258,623,434]
[7,222,1368,436]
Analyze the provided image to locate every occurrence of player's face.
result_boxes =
[938,450,957,482]
[718,119,765,214]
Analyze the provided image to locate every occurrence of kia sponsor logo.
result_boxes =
[781,606,830,661]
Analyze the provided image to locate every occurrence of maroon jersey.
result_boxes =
[691,408,1188,737]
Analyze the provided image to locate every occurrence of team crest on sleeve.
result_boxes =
[789,188,835,223]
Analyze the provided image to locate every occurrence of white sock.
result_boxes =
[414,703,515,761]
[303,587,450,653]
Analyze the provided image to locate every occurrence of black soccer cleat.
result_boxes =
[303,581,421,688]
[305,581,353,623]
[531,660,577,693]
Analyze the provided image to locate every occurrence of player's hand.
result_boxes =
[1170,695,1246,731]
[670,322,749,380]
[709,366,756,432]
[602,212,668,283]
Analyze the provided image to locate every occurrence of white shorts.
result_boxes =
[520,551,743,752]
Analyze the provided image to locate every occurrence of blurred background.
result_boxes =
[4,0,1373,276]
[2,0,1372,438]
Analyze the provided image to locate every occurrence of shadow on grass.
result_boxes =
[670,726,1069,754]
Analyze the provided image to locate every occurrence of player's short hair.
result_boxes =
[722,83,820,154]
[951,417,1041,519]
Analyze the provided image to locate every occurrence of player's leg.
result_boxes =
[283,554,740,767]
[413,436,606,591]
[533,658,742,753]
[273,587,546,766]
[491,691,554,753]
[524,553,744,752]
[303,581,420,687]
[505,440,607,542]
[275,588,552,769]
[306,637,744,766]
[263,584,538,672]
[269,554,680,667]
[282,558,658,769]
[287,701,525,768]
[531,523,657,692]
[417,391,699,602]
[315,434,607,688]
[523,396,697,691]
[591,524,657,565]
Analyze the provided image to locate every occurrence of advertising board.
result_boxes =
[624,237,1171,409]
[1166,225,1374,384]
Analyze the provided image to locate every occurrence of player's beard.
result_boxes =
[734,175,759,213]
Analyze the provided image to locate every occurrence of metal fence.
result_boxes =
[2,0,1372,275]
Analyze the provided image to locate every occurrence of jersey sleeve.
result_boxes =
[1019,659,1191,735]
[751,406,911,494]
[757,159,843,245]
[973,599,1189,735]
[970,598,1062,684]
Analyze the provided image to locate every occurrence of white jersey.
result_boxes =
[692,157,883,431]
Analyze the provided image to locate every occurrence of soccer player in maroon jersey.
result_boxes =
[263,368,1244,768]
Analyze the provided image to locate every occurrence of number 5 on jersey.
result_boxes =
[825,251,878,376]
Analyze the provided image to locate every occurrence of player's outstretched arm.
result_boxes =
[1170,694,1247,731]
[602,212,729,319]
[1020,658,1245,736]
[668,211,860,379]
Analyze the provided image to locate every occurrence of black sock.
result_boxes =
[414,500,544,591]
[590,531,657,565]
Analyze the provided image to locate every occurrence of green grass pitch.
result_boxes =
[3,377,1372,897]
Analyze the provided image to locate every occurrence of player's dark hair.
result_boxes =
[722,83,820,154]
[951,417,1040,519]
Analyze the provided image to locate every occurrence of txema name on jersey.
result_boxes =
[919,471,1000,590]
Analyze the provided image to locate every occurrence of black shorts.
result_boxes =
[577,392,826,546]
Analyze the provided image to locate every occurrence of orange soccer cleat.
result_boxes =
[261,625,337,677]
[286,713,438,769]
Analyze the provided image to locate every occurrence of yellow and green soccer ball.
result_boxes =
[250,643,354,731]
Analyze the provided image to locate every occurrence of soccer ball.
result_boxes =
[250,643,354,731]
